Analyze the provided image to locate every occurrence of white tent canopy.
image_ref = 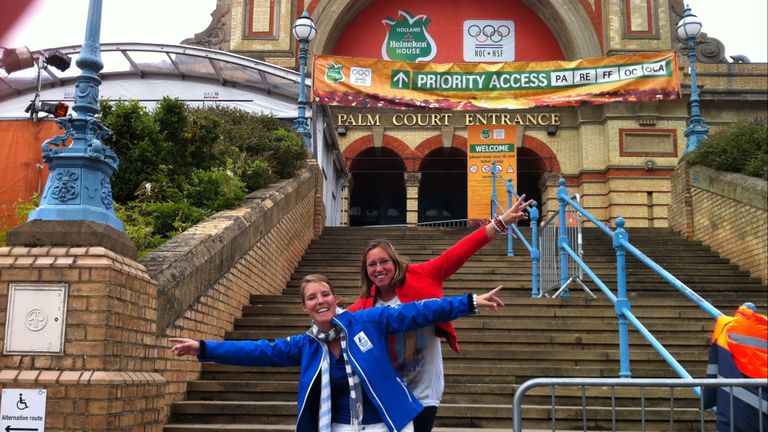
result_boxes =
[0,42,345,226]
[0,43,309,118]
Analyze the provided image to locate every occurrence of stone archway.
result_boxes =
[414,135,468,224]
[520,134,562,219]
[343,135,417,226]
[347,147,407,226]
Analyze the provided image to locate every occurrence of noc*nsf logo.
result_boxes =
[325,63,345,84]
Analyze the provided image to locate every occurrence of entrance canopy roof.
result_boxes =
[0,43,308,118]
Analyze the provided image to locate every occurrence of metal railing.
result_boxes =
[549,178,726,382]
[415,219,469,228]
[490,161,540,296]
[513,378,767,432]
[538,193,594,299]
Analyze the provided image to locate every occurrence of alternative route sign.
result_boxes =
[0,389,46,432]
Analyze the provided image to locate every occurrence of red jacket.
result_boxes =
[348,226,492,353]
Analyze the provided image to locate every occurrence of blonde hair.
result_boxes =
[359,239,409,298]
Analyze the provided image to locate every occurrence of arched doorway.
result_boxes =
[515,142,560,225]
[418,147,467,223]
[348,147,406,226]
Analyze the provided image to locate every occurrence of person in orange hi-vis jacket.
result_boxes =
[704,303,767,432]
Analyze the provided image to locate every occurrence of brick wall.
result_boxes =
[0,248,166,431]
[670,163,768,284]
[147,164,324,416]
[0,163,325,430]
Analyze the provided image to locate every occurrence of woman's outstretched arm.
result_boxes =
[377,286,506,334]
[170,338,200,357]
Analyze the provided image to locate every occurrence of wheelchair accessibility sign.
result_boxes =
[1,389,46,431]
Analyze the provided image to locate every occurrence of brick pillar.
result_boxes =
[404,172,422,226]
[0,246,165,431]
[340,177,350,227]
[669,162,694,238]
[307,160,325,238]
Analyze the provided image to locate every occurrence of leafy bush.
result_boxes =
[187,167,247,212]
[0,194,41,247]
[239,157,276,191]
[685,120,768,180]
[266,129,307,178]
[15,193,41,220]
[95,99,306,256]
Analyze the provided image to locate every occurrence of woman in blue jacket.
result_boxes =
[170,274,505,432]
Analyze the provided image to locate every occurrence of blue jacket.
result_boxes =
[200,294,474,432]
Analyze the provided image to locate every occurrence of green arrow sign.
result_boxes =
[391,70,411,89]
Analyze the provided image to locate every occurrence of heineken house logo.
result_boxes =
[382,10,436,62]
[325,63,345,83]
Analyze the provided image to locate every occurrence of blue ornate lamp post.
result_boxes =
[292,11,317,151]
[676,4,710,154]
[27,0,123,230]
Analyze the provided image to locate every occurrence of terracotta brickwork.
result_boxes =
[0,247,165,431]
[671,163,768,284]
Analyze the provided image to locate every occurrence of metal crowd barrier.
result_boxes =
[538,193,594,299]
[513,377,767,432]
[415,218,469,228]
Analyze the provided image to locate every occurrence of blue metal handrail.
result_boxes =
[552,178,728,387]
[489,161,540,296]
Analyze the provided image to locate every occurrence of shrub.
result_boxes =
[266,129,307,178]
[0,194,41,247]
[239,158,276,192]
[114,203,166,256]
[685,120,768,180]
[195,105,282,156]
[15,193,41,221]
[99,100,168,203]
[94,99,306,255]
[187,167,247,212]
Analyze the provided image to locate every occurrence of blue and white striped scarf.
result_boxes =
[308,322,363,432]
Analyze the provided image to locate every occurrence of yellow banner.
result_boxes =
[467,125,518,223]
[313,52,680,110]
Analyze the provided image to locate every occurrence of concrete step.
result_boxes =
[169,225,765,431]
[182,380,705,408]
[199,364,707,383]
[167,401,714,430]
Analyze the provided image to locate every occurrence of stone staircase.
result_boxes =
[164,226,767,431]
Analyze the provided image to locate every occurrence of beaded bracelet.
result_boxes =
[471,293,479,315]
[491,218,504,234]
[493,215,508,233]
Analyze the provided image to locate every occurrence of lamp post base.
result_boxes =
[7,219,137,259]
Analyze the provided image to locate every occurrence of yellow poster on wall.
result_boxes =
[467,125,518,224]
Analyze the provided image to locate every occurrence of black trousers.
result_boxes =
[414,406,438,432]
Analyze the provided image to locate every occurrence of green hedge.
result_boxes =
[685,120,768,181]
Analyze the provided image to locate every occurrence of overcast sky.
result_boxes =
[2,0,766,62]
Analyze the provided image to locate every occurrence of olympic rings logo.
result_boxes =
[467,24,511,43]
[351,68,371,78]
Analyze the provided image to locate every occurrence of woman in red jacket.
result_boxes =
[347,195,532,432]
